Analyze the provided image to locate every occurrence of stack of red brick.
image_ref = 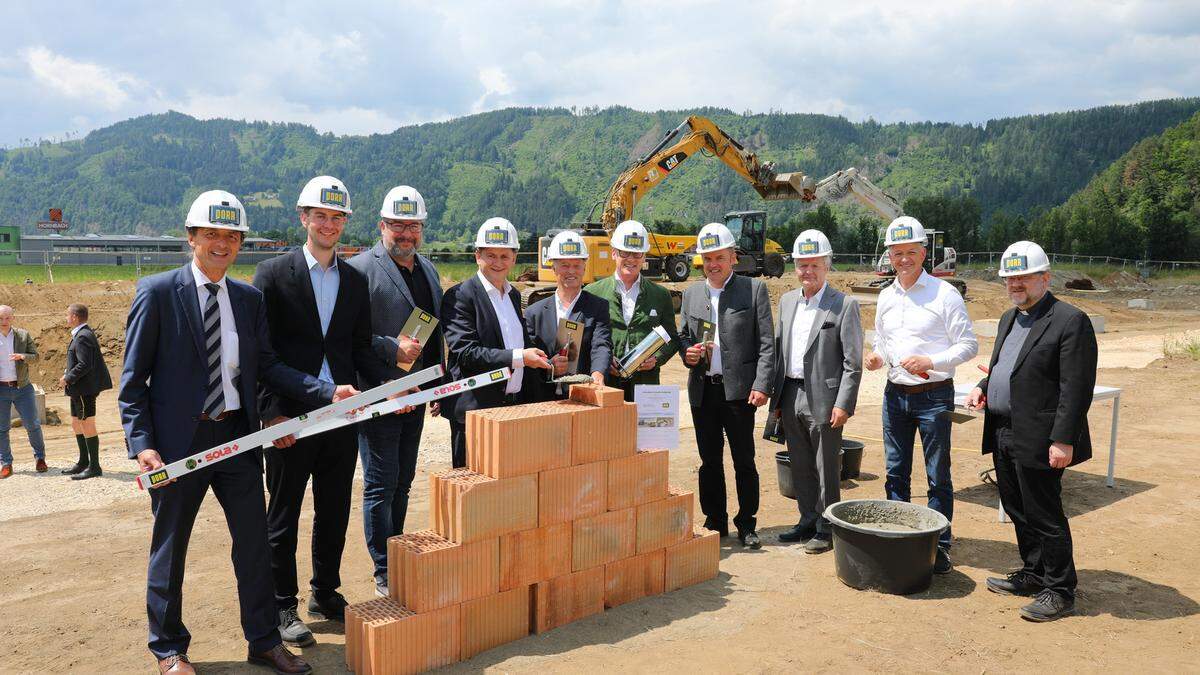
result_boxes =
[344,383,720,674]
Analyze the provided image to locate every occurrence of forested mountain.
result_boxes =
[0,99,1197,256]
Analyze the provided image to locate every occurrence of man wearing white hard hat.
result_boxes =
[965,241,1096,622]
[584,219,680,402]
[525,230,612,399]
[769,230,863,553]
[865,216,977,574]
[348,185,446,598]
[254,176,392,642]
[680,223,775,548]
[120,190,358,675]
[444,217,551,466]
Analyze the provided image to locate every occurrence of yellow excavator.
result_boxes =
[530,115,816,293]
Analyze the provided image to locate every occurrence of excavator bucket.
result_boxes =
[757,172,816,201]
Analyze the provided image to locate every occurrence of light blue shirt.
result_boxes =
[303,245,340,384]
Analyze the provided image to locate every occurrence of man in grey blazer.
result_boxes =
[347,185,444,597]
[679,223,775,548]
[770,231,862,553]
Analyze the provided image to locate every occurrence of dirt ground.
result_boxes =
[1,273,1198,673]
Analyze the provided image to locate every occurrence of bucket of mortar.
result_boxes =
[776,440,868,499]
[823,499,949,595]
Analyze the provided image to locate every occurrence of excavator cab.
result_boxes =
[688,210,787,278]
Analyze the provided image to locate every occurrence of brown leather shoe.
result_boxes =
[0,464,11,479]
[248,643,312,674]
[35,458,48,473]
[157,654,195,674]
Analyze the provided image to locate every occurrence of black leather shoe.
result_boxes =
[803,534,832,554]
[247,643,312,674]
[738,530,762,549]
[307,592,348,622]
[986,571,1041,597]
[778,524,816,543]
[933,546,952,574]
[703,520,729,538]
[1020,589,1075,622]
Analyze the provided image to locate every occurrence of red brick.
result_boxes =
[607,448,669,511]
[572,507,636,571]
[460,586,530,660]
[531,566,605,634]
[568,383,624,407]
[388,531,498,612]
[571,402,637,464]
[499,522,572,591]
[636,486,694,554]
[538,461,607,526]
[467,402,576,477]
[346,597,460,675]
[431,470,538,543]
[604,549,665,608]
[664,530,720,592]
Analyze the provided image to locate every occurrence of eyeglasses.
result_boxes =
[383,220,423,232]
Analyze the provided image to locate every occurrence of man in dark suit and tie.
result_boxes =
[348,185,445,598]
[679,223,775,549]
[524,231,611,400]
[120,190,358,675]
[254,176,392,642]
[444,218,551,466]
[769,231,862,553]
[61,303,113,479]
[967,241,1097,622]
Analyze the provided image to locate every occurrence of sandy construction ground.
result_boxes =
[0,274,1198,673]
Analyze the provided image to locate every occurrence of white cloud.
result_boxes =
[22,47,150,111]
[473,66,514,112]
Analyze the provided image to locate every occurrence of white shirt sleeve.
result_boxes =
[512,349,524,370]
[872,292,885,356]
[928,290,978,370]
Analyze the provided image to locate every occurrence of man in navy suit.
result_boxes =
[524,230,611,400]
[348,185,445,598]
[119,191,357,675]
[443,218,551,466]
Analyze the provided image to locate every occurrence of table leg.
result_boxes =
[1107,393,1119,488]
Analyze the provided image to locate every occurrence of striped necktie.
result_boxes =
[202,282,226,418]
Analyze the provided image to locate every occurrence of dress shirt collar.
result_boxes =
[802,283,827,307]
[615,273,641,294]
[71,322,88,337]
[191,261,228,292]
[707,270,735,291]
[893,269,931,294]
[303,243,338,272]
[477,270,511,297]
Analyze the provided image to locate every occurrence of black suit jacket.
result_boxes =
[64,325,113,397]
[444,274,534,422]
[524,290,612,400]
[253,247,390,419]
[977,293,1097,469]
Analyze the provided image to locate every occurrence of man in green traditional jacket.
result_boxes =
[584,220,681,401]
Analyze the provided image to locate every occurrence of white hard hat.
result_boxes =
[297,175,352,214]
[998,240,1051,277]
[546,230,589,260]
[474,217,520,249]
[695,222,736,254]
[884,216,926,246]
[186,190,249,233]
[611,220,650,253]
[791,229,833,259]
[380,185,427,221]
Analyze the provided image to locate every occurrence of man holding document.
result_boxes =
[525,230,612,400]
[348,185,446,598]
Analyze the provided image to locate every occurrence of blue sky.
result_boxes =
[2,0,1198,147]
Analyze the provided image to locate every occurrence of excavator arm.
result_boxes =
[810,167,903,221]
[600,115,815,228]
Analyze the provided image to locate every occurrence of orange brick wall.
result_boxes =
[572,507,636,571]
[607,449,669,511]
[571,402,638,464]
[388,531,498,612]
[532,566,605,634]
[568,383,624,407]
[467,403,575,477]
[604,549,665,608]
[664,530,721,592]
[350,597,460,675]
[538,461,607,526]
[432,471,538,543]
[635,487,695,554]
[460,586,530,660]
[499,522,572,592]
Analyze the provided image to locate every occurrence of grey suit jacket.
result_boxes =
[347,242,444,388]
[678,274,775,406]
[769,285,863,422]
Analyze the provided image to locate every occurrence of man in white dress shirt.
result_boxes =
[769,230,862,553]
[444,218,552,465]
[865,216,978,574]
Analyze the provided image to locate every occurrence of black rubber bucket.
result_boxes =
[840,440,865,480]
[775,451,795,498]
[823,499,950,595]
